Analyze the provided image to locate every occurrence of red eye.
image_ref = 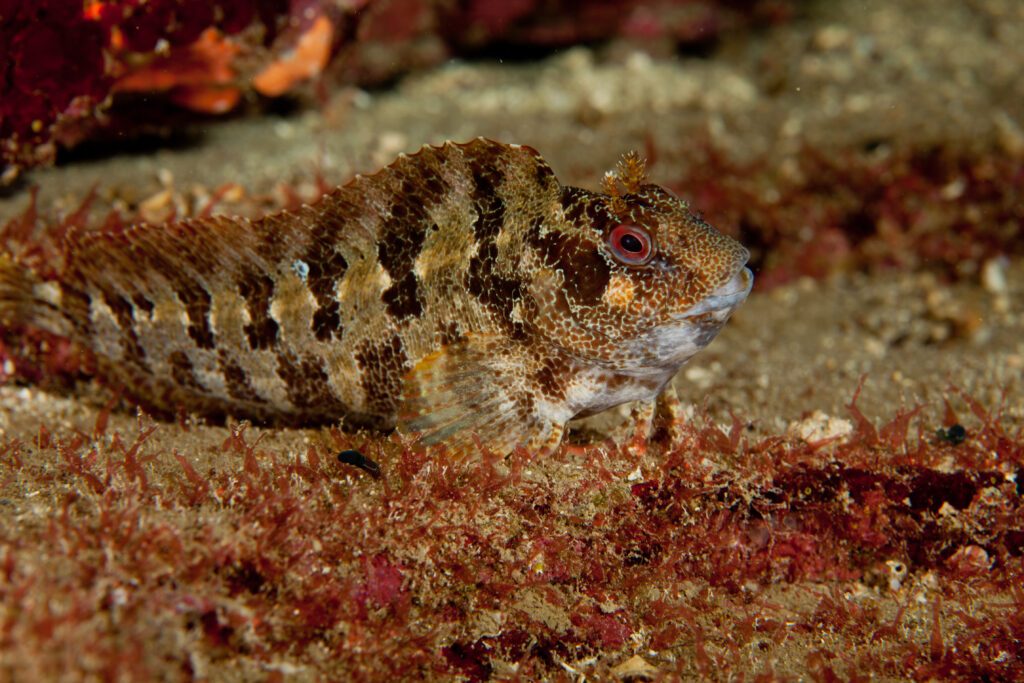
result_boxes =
[608,224,654,265]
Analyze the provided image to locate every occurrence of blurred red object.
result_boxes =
[0,0,108,172]
[0,0,796,178]
[113,28,242,114]
[253,14,334,97]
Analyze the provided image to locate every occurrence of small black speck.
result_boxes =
[337,449,381,478]
[936,424,967,446]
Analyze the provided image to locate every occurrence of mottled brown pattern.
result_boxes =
[258,213,295,265]
[438,320,463,346]
[533,355,570,402]
[0,139,751,455]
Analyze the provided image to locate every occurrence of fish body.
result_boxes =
[0,139,751,454]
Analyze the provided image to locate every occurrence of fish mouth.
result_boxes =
[677,267,754,319]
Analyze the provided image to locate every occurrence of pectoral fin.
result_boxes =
[399,335,562,456]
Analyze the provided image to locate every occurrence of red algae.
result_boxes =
[3,377,1016,678]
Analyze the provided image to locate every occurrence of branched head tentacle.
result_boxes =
[601,170,625,213]
[602,150,648,213]
[616,150,647,193]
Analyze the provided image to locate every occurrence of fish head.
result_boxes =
[528,161,752,374]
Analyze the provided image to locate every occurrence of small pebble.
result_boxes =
[980,257,1008,295]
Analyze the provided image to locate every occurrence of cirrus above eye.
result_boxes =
[608,223,655,265]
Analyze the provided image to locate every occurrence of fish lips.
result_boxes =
[676,267,754,320]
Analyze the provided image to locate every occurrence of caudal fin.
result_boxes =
[0,253,70,336]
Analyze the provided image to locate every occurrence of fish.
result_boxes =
[0,138,752,455]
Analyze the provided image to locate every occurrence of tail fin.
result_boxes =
[0,253,36,324]
[0,253,70,337]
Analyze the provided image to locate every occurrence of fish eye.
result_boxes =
[608,224,654,265]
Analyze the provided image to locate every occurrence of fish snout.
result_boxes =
[677,266,754,320]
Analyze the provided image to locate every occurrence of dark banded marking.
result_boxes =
[393,149,451,208]
[131,294,154,316]
[466,148,506,243]
[60,284,94,338]
[465,243,525,339]
[167,350,203,392]
[176,282,216,350]
[381,271,422,320]
[275,351,345,413]
[354,334,407,416]
[218,350,264,403]
[101,290,148,369]
[463,151,532,339]
[237,270,279,350]
[534,152,556,187]
[376,168,436,320]
[311,302,342,342]
[531,230,610,307]
[416,173,448,206]
[560,186,622,231]
[302,217,349,341]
